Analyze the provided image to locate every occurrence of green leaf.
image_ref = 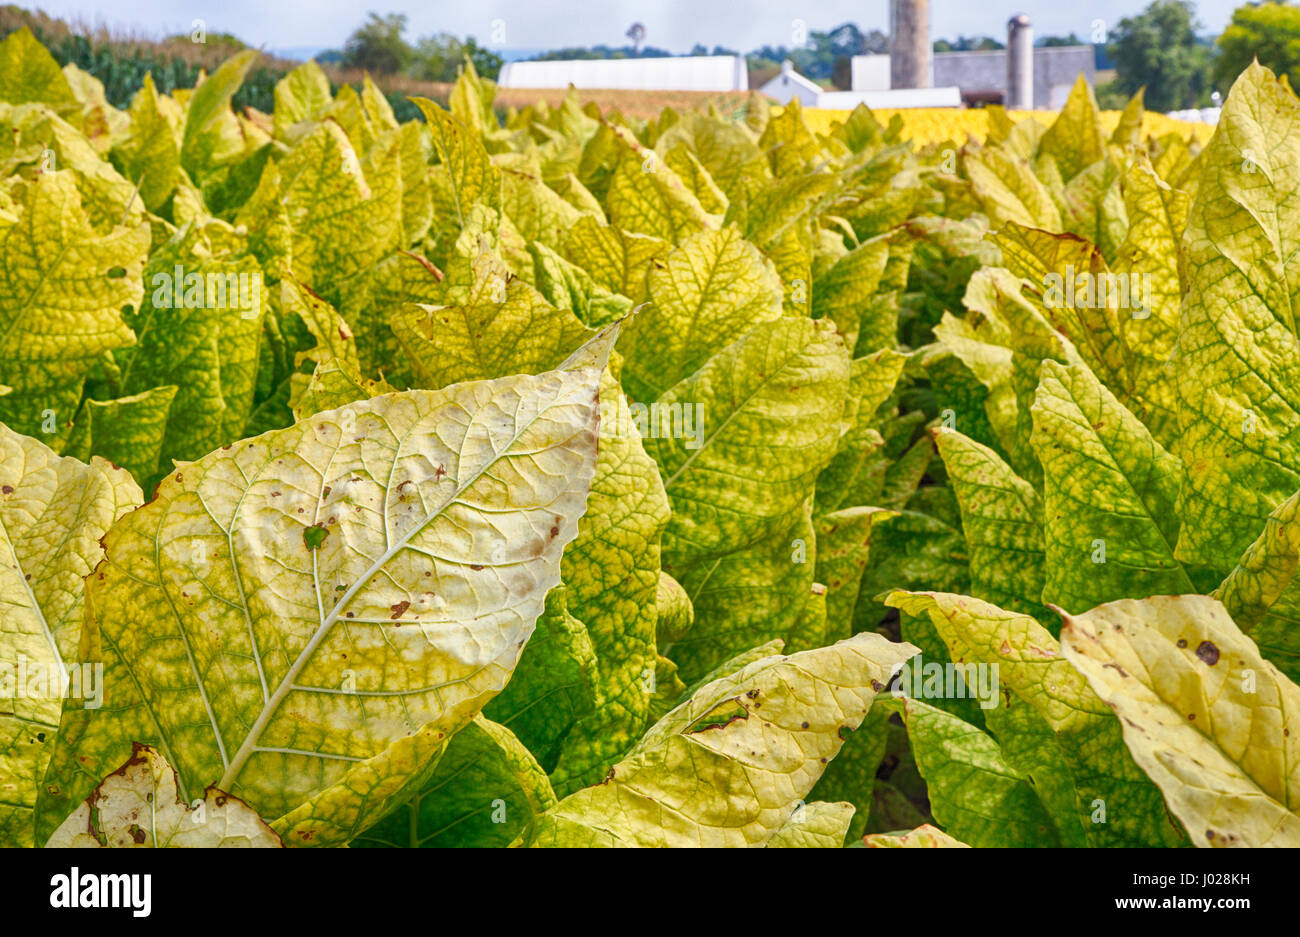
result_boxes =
[354,716,556,848]
[279,121,402,322]
[964,145,1061,231]
[272,61,334,139]
[482,587,599,771]
[1213,489,1300,680]
[0,27,77,114]
[1060,594,1300,847]
[413,96,502,227]
[560,215,670,305]
[548,369,672,794]
[119,228,265,479]
[111,73,181,212]
[65,386,177,488]
[885,696,1061,847]
[1111,154,1188,444]
[1031,359,1194,612]
[669,504,816,680]
[604,124,714,242]
[812,234,890,353]
[181,50,258,185]
[816,506,896,641]
[933,427,1046,618]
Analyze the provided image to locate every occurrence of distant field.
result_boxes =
[791,105,1216,145]
[490,88,1215,144]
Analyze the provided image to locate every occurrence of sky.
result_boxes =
[20,0,1246,58]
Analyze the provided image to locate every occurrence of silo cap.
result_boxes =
[1008,13,1031,27]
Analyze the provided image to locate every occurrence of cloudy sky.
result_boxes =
[23,0,1243,56]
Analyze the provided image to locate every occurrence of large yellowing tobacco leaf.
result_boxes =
[0,27,77,114]
[0,171,147,443]
[888,591,1187,846]
[0,426,140,847]
[1175,62,1300,568]
[1060,594,1300,847]
[617,225,782,403]
[516,632,916,847]
[34,337,609,842]
[392,245,594,389]
[648,316,850,569]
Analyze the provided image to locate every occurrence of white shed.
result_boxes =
[497,55,748,91]
[758,60,822,107]
[849,54,893,92]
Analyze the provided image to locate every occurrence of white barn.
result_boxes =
[497,55,748,91]
[757,60,822,107]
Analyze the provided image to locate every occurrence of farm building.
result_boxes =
[757,60,822,107]
[497,55,748,91]
[761,59,960,109]
[850,46,1096,109]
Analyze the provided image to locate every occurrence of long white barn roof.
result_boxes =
[497,55,748,91]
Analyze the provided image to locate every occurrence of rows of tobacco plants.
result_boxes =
[0,22,1294,848]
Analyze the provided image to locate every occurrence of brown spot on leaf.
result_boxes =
[1196,640,1220,665]
[390,600,410,620]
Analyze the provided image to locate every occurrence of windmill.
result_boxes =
[626,22,646,55]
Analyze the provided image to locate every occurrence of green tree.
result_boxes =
[410,32,503,81]
[342,12,411,75]
[1107,0,1210,110]
[1215,1,1300,91]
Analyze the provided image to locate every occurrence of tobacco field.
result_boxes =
[0,23,1297,849]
